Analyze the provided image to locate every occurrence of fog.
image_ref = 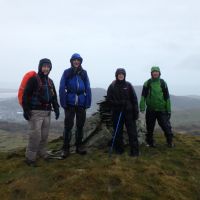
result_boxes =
[0,0,200,95]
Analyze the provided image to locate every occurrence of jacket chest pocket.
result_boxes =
[122,87,129,99]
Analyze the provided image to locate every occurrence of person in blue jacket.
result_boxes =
[59,53,91,158]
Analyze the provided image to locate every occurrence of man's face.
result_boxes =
[152,71,160,79]
[41,63,51,75]
[117,73,125,81]
[72,59,81,68]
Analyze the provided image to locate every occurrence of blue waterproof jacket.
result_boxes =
[59,67,91,109]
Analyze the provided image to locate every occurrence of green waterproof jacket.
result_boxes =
[140,78,171,112]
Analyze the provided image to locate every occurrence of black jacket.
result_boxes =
[22,73,59,112]
[106,80,139,119]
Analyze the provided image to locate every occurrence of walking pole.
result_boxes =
[109,111,123,158]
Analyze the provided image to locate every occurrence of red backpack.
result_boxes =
[18,71,38,106]
[18,71,54,107]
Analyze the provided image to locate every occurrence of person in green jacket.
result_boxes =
[140,66,174,147]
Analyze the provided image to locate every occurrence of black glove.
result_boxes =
[23,110,31,121]
[54,109,60,120]
[167,112,171,119]
[133,112,139,120]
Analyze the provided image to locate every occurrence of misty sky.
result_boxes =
[0,0,200,95]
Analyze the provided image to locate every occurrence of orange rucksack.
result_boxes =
[18,71,37,106]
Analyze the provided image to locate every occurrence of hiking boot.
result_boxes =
[115,147,124,155]
[166,136,174,148]
[145,136,156,148]
[146,142,156,148]
[25,159,37,167]
[43,155,53,162]
[146,143,156,148]
[167,143,175,148]
[76,146,87,155]
[61,149,70,159]
[130,149,140,157]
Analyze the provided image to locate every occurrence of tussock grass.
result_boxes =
[0,133,199,200]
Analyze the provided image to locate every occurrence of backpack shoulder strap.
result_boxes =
[160,79,166,89]
[143,78,168,100]
[146,79,152,89]
[143,79,152,98]
[47,77,53,88]
[160,79,169,101]
[35,74,42,90]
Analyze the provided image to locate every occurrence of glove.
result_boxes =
[85,106,90,109]
[23,110,31,121]
[167,112,171,119]
[133,113,139,120]
[54,109,60,120]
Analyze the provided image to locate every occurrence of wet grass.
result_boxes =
[0,133,200,200]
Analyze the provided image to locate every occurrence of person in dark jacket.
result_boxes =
[107,68,139,157]
[59,53,91,158]
[22,58,60,166]
[140,66,174,147]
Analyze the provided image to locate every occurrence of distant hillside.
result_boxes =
[90,88,106,112]
[0,88,107,121]
[0,88,17,93]
[0,133,199,200]
[0,87,200,130]
[134,86,200,111]
[187,95,200,100]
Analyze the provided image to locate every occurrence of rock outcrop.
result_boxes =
[71,97,147,149]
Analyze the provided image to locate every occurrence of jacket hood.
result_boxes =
[38,58,52,73]
[115,68,126,79]
[151,66,160,73]
[151,66,161,77]
[70,53,83,64]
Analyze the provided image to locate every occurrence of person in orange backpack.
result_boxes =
[22,58,60,166]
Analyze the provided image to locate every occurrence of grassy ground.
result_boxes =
[0,130,28,151]
[0,129,60,152]
[0,133,200,200]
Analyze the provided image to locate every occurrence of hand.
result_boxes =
[23,110,31,121]
[54,109,60,120]
[167,112,171,119]
[133,113,139,120]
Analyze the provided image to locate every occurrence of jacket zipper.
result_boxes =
[75,75,79,105]
[46,78,50,110]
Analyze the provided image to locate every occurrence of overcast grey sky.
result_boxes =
[0,0,200,95]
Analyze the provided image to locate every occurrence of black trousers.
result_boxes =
[112,110,139,152]
[145,109,173,144]
[63,106,86,149]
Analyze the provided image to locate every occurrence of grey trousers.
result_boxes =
[25,110,51,161]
